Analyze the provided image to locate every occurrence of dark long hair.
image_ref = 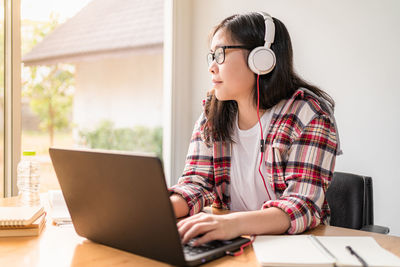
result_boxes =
[203,12,334,145]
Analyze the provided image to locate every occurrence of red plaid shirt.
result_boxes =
[169,89,339,234]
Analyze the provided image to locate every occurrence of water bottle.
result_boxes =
[17,151,41,206]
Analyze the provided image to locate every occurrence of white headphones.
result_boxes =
[248,12,276,75]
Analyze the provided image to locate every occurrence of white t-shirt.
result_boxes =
[230,108,277,212]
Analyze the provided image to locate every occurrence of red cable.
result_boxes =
[256,74,263,141]
[256,74,271,200]
[226,76,272,257]
[225,235,256,256]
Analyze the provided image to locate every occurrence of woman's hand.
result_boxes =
[177,208,291,246]
[177,212,240,246]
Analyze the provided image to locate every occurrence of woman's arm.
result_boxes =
[263,114,338,234]
[178,207,291,245]
[170,194,190,218]
[168,112,216,216]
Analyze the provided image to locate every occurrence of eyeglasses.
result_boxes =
[207,45,252,66]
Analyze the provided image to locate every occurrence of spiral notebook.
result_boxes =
[0,213,46,237]
[0,206,45,227]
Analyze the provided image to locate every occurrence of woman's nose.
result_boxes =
[208,60,218,74]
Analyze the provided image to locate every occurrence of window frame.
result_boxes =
[2,0,21,197]
[163,0,193,186]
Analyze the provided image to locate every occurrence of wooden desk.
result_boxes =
[1,198,400,267]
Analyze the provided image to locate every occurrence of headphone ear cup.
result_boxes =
[248,46,276,75]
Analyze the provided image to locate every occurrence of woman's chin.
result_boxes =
[214,90,229,101]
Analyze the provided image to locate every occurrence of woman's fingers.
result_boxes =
[178,213,205,236]
[178,213,213,240]
[180,221,217,244]
[193,231,219,246]
[177,212,205,228]
[177,213,238,246]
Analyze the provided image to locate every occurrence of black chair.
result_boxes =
[326,172,390,234]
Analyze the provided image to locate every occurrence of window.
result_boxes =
[20,0,164,192]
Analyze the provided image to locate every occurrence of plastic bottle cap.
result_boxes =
[22,151,36,156]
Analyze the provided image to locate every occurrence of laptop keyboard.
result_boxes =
[183,238,234,256]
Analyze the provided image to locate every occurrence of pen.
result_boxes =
[52,220,73,226]
[346,245,368,267]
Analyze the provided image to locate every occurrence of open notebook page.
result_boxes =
[253,235,335,266]
[317,236,400,267]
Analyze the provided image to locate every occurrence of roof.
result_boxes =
[22,0,163,66]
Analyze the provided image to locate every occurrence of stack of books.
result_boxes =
[0,205,46,237]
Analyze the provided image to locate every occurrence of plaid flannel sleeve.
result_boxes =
[169,113,216,215]
[262,115,337,234]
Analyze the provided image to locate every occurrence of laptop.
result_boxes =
[49,148,250,266]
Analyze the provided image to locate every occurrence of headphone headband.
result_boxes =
[257,12,275,49]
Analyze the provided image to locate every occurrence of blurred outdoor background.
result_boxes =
[20,0,163,192]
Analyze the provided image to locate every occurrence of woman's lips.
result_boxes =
[212,80,223,86]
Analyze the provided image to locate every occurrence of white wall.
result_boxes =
[74,52,163,130]
[170,0,400,235]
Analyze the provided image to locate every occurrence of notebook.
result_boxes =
[252,235,400,267]
[49,147,250,266]
[0,213,46,237]
[0,206,44,227]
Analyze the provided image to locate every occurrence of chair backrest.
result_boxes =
[326,172,374,229]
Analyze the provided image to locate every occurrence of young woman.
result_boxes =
[169,12,341,246]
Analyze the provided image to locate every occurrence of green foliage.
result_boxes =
[79,120,163,160]
[23,64,74,145]
[22,14,74,145]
